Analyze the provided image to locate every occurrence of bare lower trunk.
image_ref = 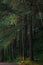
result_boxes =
[24,15,28,59]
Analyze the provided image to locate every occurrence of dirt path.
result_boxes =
[0,63,18,65]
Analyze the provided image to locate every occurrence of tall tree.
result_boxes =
[0,0,43,61]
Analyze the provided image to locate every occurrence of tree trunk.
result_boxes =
[23,15,28,59]
[29,2,34,60]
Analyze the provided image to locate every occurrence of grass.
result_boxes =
[16,58,43,65]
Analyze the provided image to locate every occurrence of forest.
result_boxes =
[0,0,43,65]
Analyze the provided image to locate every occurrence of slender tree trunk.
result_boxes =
[29,3,33,60]
[29,19,33,60]
[24,15,28,59]
[0,48,4,62]
[16,16,23,58]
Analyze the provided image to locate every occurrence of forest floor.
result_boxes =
[0,61,43,65]
[16,57,43,65]
[0,63,18,65]
[18,61,43,65]
[0,57,43,65]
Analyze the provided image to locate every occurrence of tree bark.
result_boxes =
[29,3,33,60]
[23,15,28,59]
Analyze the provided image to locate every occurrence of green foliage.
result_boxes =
[0,13,16,25]
[0,0,43,62]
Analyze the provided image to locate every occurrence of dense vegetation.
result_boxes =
[0,0,43,63]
